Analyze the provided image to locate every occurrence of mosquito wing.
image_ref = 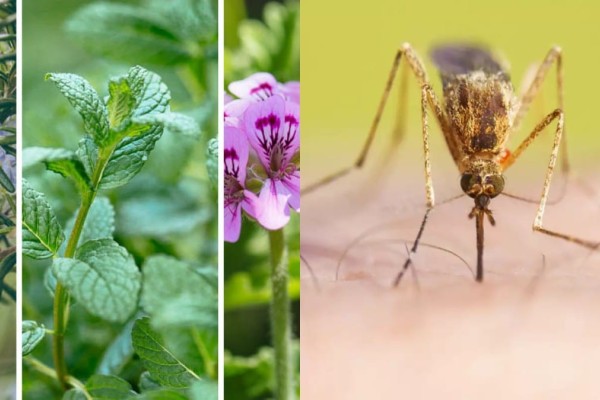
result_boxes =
[430,44,509,86]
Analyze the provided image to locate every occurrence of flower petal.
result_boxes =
[229,72,280,101]
[243,96,286,171]
[224,203,242,242]
[282,100,300,156]
[224,98,250,127]
[279,81,300,104]
[242,189,259,219]
[224,125,249,184]
[282,172,300,212]
[256,179,291,230]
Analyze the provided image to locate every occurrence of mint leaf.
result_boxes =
[137,390,188,400]
[76,136,98,178]
[96,318,135,375]
[132,112,200,139]
[46,73,110,145]
[62,389,87,400]
[107,77,135,130]
[79,197,115,244]
[141,255,217,329]
[101,66,170,189]
[66,2,192,66]
[22,320,45,356]
[22,147,75,169]
[145,0,216,42]
[132,317,201,388]
[85,375,136,399]
[52,239,141,323]
[45,157,91,194]
[22,179,64,259]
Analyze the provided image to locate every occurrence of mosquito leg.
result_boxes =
[303,43,446,194]
[505,109,599,249]
[512,46,569,174]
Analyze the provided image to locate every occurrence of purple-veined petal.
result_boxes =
[224,203,243,242]
[224,98,251,127]
[229,72,280,101]
[256,178,291,230]
[224,125,249,184]
[243,96,286,171]
[282,171,300,212]
[282,100,300,156]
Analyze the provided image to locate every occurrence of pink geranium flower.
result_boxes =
[228,72,298,104]
[224,126,260,242]
[244,95,300,230]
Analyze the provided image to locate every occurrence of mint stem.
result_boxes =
[269,228,293,400]
[52,147,110,390]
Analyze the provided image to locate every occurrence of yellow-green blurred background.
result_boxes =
[302,0,600,183]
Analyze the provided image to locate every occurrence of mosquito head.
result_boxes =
[460,172,505,205]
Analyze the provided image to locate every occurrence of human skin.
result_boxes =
[301,158,600,399]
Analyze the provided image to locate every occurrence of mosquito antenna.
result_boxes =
[300,253,321,291]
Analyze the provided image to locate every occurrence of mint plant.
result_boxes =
[22,67,217,399]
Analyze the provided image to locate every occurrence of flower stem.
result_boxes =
[52,147,110,390]
[269,228,293,400]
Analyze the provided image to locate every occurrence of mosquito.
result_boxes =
[304,43,599,283]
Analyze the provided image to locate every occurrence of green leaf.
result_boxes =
[141,255,217,329]
[85,375,136,399]
[132,317,201,388]
[45,157,91,194]
[132,112,200,139]
[206,137,217,187]
[96,317,135,375]
[100,66,170,189]
[145,0,216,42]
[45,72,110,145]
[0,165,13,192]
[22,147,74,169]
[136,390,188,400]
[66,2,192,66]
[22,179,64,259]
[107,77,135,130]
[224,348,275,399]
[52,239,141,323]
[76,136,98,178]
[139,371,161,392]
[22,320,45,356]
[189,380,217,400]
[78,197,115,245]
[62,389,87,400]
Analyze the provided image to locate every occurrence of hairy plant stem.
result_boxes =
[269,228,293,400]
[52,146,111,390]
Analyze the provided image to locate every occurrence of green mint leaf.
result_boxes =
[138,371,161,392]
[62,389,87,400]
[136,390,188,400]
[44,157,91,194]
[66,2,192,66]
[76,136,98,178]
[22,320,45,356]
[100,66,170,189]
[145,0,216,42]
[107,77,135,130]
[141,255,217,329]
[22,147,75,169]
[96,318,135,376]
[206,137,217,187]
[45,73,110,146]
[132,112,200,139]
[22,179,64,259]
[189,380,218,400]
[52,239,141,323]
[59,197,116,255]
[85,375,136,399]
[132,317,201,388]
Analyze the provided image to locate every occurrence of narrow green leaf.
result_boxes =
[66,3,192,66]
[0,165,13,192]
[46,73,110,145]
[22,179,64,259]
[141,255,217,329]
[22,320,45,356]
[85,375,136,399]
[52,239,141,323]
[132,317,201,388]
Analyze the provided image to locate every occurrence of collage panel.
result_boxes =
[301,0,600,399]
[22,0,217,399]
[223,1,300,399]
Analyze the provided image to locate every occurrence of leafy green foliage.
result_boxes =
[23,0,217,397]
[22,321,45,356]
[22,179,64,259]
[52,239,141,323]
[132,317,201,388]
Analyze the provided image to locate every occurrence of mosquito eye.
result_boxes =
[460,173,478,195]
[485,175,505,198]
